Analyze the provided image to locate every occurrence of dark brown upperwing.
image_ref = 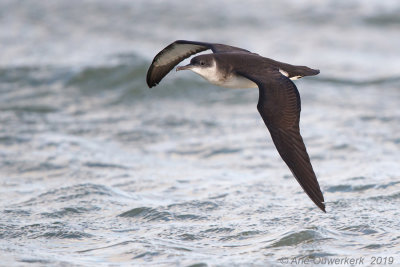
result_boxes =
[238,69,326,212]
[146,40,253,88]
[175,40,252,53]
[146,41,209,88]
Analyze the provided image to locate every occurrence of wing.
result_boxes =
[238,69,326,212]
[146,40,252,88]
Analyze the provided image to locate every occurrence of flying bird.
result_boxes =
[146,40,325,212]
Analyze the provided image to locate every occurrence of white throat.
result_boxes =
[189,59,257,89]
[189,59,220,84]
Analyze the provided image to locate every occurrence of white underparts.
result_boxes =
[279,68,302,80]
[279,69,289,77]
[189,63,303,88]
[189,59,257,89]
[219,74,258,88]
[189,59,220,84]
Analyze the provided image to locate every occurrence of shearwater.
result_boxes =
[147,40,325,212]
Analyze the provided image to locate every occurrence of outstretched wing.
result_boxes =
[146,40,252,88]
[238,69,326,212]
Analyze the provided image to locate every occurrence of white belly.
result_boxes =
[189,60,258,89]
[215,74,258,88]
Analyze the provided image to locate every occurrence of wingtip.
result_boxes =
[146,75,157,88]
[147,82,156,88]
[146,79,153,88]
[146,66,158,88]
[318,202,326,213]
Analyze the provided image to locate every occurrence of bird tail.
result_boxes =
[293,66,320,77]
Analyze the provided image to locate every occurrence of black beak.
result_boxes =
[176,64,194,71]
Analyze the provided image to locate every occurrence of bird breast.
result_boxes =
[218,74,258,89]
[190,59,258,89]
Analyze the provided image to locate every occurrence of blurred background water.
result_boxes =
[1,0,400,266]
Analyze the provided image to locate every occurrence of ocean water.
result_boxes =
[1,0,400,266]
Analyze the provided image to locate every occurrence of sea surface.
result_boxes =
[1,0,400,266]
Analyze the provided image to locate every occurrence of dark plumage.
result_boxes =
[146,40,325,212]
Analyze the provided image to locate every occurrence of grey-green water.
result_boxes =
[1,0,400,266]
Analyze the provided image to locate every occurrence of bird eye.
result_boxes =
[200,61,205,66]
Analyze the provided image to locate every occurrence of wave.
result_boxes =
[118,206,206,221]
[66,55,148,93]
[364,13,400,26]
[313,75,400,86]
[16,183,127,208]
[0,53,148,91]
[0,221,93,239]
[266,229,324,248]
